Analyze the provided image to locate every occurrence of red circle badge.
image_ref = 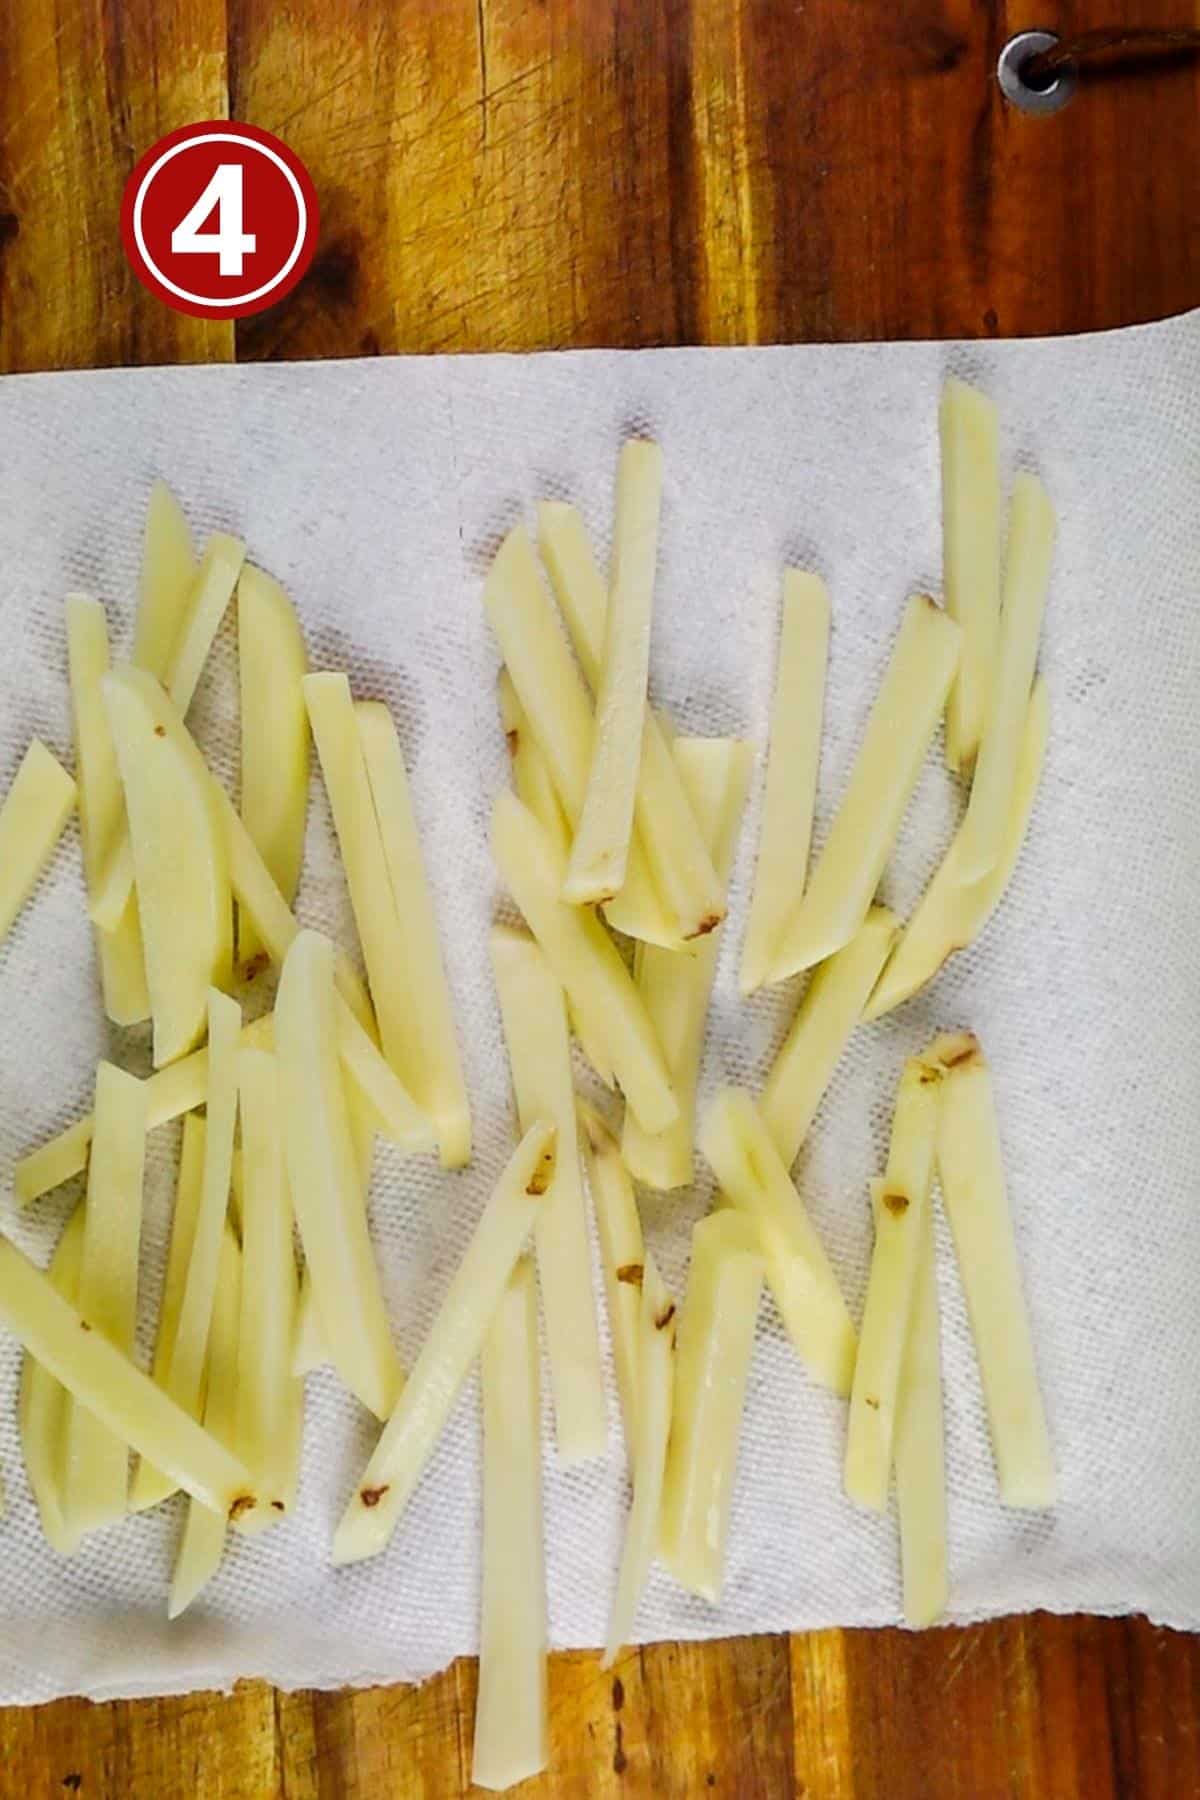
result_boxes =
[120,122,319,319]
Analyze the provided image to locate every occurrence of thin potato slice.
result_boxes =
[740,571,830,995]
[237,565,309,965]
[700,1088,856,1395]
[332,1121,556,1566]
[660,1211,764,1602]
[169,1226,242,1618]
[767,597,961,980]
[472,1259,548,1792]
[491,791,677,1137]
[492,927,606,1463]
[165,532,247,717]
[845,1056,941,1512]
[865,679,1049,1021]
[20,1206,86,1555]
[133,479,196,681]
[577,1103,642,1461]
[940,379,1001,772]
[956,473,1054,882]
[0,740,76,948]
[932,1033,1055,1508]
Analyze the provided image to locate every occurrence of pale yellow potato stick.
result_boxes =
[845,1056,942,1512]
[165,531,247,717]
[61,1063,147,1535]
[760,908,898,1170]
[956,473,1055,882]
[237,564,309,965]
[932,1033,1055,1508]
[133,479,196,680]
[168,1226,242,1618]
[741,571,831,995]
[866,679,1049,1021]
[700,1088,856,1395]
[64,596,149,1025]
[20,1206,86,1556]
[492,927,606,1462]
[333,1121,557,1566]
[491,790,678,1136]
[148,1114,207,1395]
[940,379,1001,772]
[356,700,471,1168]
[0,740,75,948]
[472,1259,548,1792]
[768,597,961,980]
[660,1211,764,1602]
[536,501,609,683]
[0,1234,253,1519]
[622,738,752,1190]
[577,1103,643,1461]
[291,1268,327,1377]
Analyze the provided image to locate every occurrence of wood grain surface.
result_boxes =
[2,2,1199,1796]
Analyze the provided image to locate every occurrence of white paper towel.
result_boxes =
[0,310,1198,1705]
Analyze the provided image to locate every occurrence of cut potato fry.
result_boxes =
[169,1225,242,1619]
[700,1088,856,1395]
[932,1033,1055,1508]
[103,669,232,1066]
[760,907,898,1170]
[131,989,241,1512]
[940,379,1001,773]
[472,1259,548,1792]
[956,473,1054,882]
[20,1206,86,1555]
[0,1234,253,1519]
[536,501,608,685]
[604,1250,675,1666]
[660,1211,763,1602]
[356,700,471,1168]
[87,836,135,935]
[845,1056,942,1512]
[61,1063,147,1536]
[0,740,75,948]
[333,1000,436,1153]
[332,1120,556,1566]
[292,1268,327,1376]
[492,927,606,1463]
[277,929,402,1422]
[577,1103,643,1462]
[866,678,1049,1021]
[148,1114,207,1397]
[237,564,309,965]
[492,791,677,1137]
[133,480,196,680]
[740,571,831,995]
[767,597,961,980]
[622,738,751,1190]
[65,596,149,1025]
[165,531,247,717]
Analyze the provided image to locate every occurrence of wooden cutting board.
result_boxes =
[2,2,1199,1795]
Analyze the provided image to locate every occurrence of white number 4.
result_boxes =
[171,164,257,277]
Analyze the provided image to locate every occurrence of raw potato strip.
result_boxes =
[131,989,241,1512]
[61,1063,147,1535]
[20,1206,85,1555]
[956,473,1055,882]
[356,700,471,1168]
[940,379,1002,772]
[767,597,961,980]
[536,501,609,684]
[491,791,677,1137]
[133,479,196,681]
[165,532,247,717]
[0,740,75,948]
[933,1033,1055,1507]
[472,1259,549,1792]
[0,1234,253,1519]
[277,930,402,1422]
[622,738,752,1189]
[700,1088,856,1395]
[577,1104,643,1460]
[604,1251,676,1665]
[333,1121,556,1566]
[238,564,309,965]
[148,1115,207,1394]
[866,679,1049,1021]
[845,1056,942,1512]
[740,571,831,995]
[65,596,149,1026]
[875,1179,948,1628]
[169,1226,242,1618]
[292,1269,327,1376]
[760,908,898,1170]
[492,927,606,1462]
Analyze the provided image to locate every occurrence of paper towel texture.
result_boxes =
[0,312,1198,1703]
